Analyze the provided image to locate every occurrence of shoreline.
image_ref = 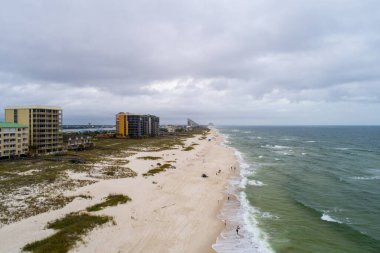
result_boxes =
[0,128,239,253]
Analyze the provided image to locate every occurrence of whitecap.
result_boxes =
[306,140,316,143]
[350,176,380,180]
[260,212,279,220]
[262,144,290,150]
[321,213,342,224]
[334,147,351,150]
[247,180,266,186]
[274,145,290,149]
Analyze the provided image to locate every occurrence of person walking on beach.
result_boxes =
[236,225,240,235]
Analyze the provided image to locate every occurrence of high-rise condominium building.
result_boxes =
[0,122,29,158]
[5,106,63,154]
[115,112,159,138]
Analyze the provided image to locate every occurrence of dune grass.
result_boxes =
[142,163,172,176]
[183,146,194,151]
[0,128,209,226]
[22,212,113,253]
[86,194,131,212]
[137,156,162,160]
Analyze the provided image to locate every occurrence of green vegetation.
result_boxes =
[137,156,162,160]
[22,212,113,253]
[77,194,93,200]
[0,128,209,226]
[183,146,194,151]
[99,166,137,179]
[86,194,131,212]
[142,163,172,176]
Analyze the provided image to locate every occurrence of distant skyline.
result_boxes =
[1,0,380,125]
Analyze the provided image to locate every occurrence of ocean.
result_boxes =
[213,126,380,253]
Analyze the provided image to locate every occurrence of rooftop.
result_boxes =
[0,122,28,128]
[5,105,62,110]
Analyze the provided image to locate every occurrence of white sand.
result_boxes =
[0,129,238,253]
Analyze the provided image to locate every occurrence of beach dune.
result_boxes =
[0,129,237,253]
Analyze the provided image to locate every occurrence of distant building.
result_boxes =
[127,114,143,138]
[66,135,93,151]
[0,122,29,158]
[116,112,129,138]
[5,106,63,154]
[115,112,159,138]
[187,118,200,127]
[148,115,160,136]
[165,125,186,133]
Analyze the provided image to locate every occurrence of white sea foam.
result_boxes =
[321,213,342,224]
[232,149,251,189]
[258,155,263,159]
[221,133,231,145]
[334,147,351,150]
[262,144,290,150]
[260,212,278,219]
[350,176,380,180]
[247,180,266,186]
[306,140,316,143]
[213,139,274,253]
[248,136,261,140]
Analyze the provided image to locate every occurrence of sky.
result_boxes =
[0,0,379,125]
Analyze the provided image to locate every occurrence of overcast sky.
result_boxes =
[1,0,379,125]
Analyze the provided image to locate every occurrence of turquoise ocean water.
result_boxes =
[214,126,380,253]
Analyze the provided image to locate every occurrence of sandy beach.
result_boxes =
[0,128,238,253]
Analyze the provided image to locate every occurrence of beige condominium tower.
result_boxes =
[5,106,63,154]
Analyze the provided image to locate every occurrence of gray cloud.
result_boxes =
[0,0,379,124]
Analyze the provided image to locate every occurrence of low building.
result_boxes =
[0,122,29,158]
[66,135,93,151]
[165,125,186,133]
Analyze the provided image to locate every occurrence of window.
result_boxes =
[14,109,18,123]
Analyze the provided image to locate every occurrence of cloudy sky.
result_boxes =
[1,0,379,125]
